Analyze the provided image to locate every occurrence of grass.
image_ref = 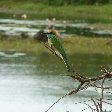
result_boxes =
[0,1,112,22]
[0,36,112,56]
[0,38,48,56]
[63,36,112,55]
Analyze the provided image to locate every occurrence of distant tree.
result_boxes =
[98,0,109,4]
[45,0,64,6]
[43,0,110,5]
[5,0,110,5]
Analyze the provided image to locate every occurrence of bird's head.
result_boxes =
[49,28,58,36]
[47,25,56,35]
[33,30,48,42]
[48,26,60,38]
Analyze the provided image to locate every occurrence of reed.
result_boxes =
[0,36,112,56]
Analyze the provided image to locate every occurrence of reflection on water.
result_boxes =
[0,53,112,112]
[0,51,26,58]
[0,19,112,38]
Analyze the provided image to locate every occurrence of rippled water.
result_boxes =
[0,53,112,112]
[0,19,112,38]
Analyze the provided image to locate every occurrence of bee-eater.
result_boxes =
[34,30,70,72]
[46,31,70,72]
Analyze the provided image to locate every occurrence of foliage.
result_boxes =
[1,1,112,22]
[0,0,111,5]
[0,37,112,56]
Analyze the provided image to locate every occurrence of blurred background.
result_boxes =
[0,0,112,112]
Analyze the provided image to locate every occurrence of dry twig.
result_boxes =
[45,67,112,112]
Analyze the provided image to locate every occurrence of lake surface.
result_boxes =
[0,19,112,38]
[0,52,112,112]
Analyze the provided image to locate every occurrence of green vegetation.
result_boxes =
[44,0,110,5]
[0,38,47,56]
[0,0,112,22]
[0,0,111,5]
[63,36,112,55]
[0,37,112,56]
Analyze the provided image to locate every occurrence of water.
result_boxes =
[0,19,112,38]
[0,15,112,112]
[0,52,112,112]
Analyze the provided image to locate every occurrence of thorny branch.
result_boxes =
[82,103,95,112]
[45,82,84,112]
[45,67,112,112]
[91,97,99,112]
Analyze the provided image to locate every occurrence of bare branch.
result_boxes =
[102,100,112,105]
[91,97,99,112]
[45,82,84,112]
[45,67,112,112]
[106,92,112,94]
[68,82,84,95]
[74,99,91,104]
[81,103,95,112]
[45,93,68,112]
[84,102,96,112]
[106,98,112,101]
[98,76,106,112]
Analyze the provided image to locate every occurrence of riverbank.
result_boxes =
[0,1,112,23]
[0,36,112,56]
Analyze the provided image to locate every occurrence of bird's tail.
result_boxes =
[63,59,71,72]
[54,51,70,72]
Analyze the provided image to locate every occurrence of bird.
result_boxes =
[46,32,70,72]
[34,30,70,72]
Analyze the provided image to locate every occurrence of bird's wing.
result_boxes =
[47,34,67,61]
[52,36,67,60]
[47,34,64,54]
[47,33,70,71]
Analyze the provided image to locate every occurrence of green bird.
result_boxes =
[34,30,70,72]
[46,32,70,72]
